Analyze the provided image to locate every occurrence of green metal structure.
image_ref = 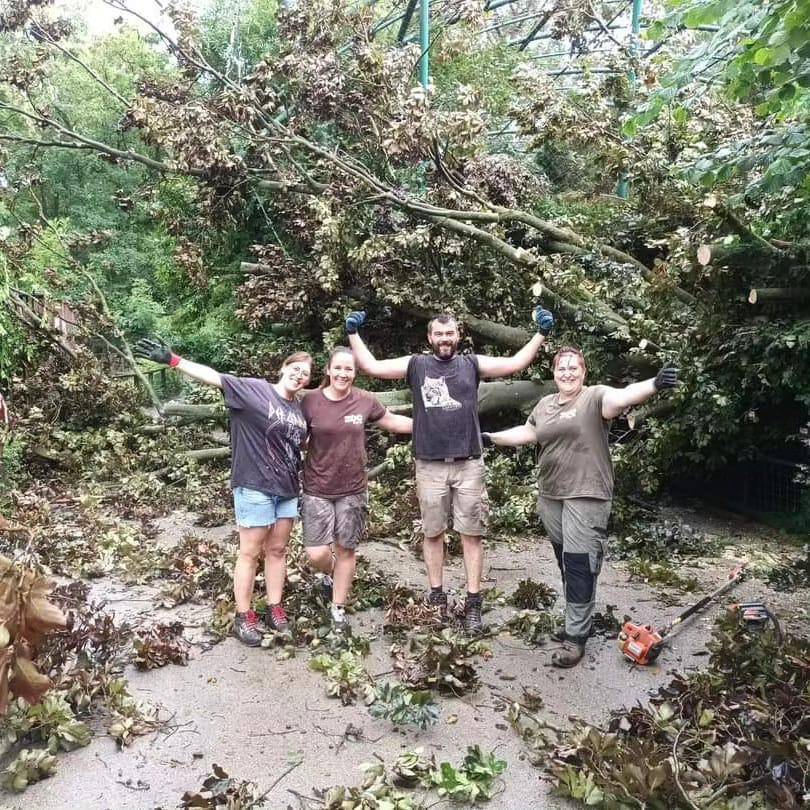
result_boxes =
[419,0,430,88]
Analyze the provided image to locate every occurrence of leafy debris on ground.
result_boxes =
[613,518,715,561]
[132,622,190,670]
[591,604,623,638]
[509,578,557,610]
[369,682,440,729]
[177,763,267,808]
[309,651,374,706]
[549,611,810,808]
[317,745,507,808]
[383,585,441,633]
[766,543,810,591]
[505,609,560,645]
[391,629,489,695]
[626,559,699,592]
[158,534,235,607]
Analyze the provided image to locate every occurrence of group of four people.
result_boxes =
[134,307,676,668]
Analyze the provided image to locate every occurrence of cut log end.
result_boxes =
[696,244,712,266]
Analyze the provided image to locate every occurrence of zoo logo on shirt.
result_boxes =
[344,414,363,425]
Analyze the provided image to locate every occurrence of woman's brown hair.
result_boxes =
[552,346,586,372]
[279,351,314,378]
[319,346,355,388]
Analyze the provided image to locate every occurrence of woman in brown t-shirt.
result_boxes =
[302,347,412,630]
[483,346,678,668]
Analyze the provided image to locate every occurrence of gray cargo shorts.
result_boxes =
[301,492,368,550]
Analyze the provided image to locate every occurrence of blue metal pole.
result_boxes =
[616,0,643,199]
[419,0,430,88]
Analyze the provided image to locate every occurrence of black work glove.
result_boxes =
[653,367,679,391]
[345,310,366,335]
[481,432,493,448]
[532,306,554,337]
[133,337,175,366]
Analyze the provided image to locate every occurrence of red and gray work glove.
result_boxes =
[653,367,679,391]
[345,310,367,335]
[133,337,181,367]
[532,307,554,336]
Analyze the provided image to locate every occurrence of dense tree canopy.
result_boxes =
[0,0,808,501]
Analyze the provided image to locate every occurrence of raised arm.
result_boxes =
[133,338,222,388]
[601,367,679,419]
[482,425,537,447]
[345,311,409,380]
[476,307,554,379]
[374,411,413,434]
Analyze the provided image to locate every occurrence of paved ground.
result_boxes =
[12,504,809,809]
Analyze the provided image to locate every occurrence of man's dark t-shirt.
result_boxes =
[301,388,385,497]
[221,375,307,498]
[406,354,482,460]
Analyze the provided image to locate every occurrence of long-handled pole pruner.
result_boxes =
[618,564,746,665]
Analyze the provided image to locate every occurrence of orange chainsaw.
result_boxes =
[618,564,746,665]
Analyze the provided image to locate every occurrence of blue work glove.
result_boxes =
[653,367,679,391]
[532,306,554,336]
[345,310,367,335]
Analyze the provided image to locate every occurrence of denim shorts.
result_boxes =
[233,486,299,528]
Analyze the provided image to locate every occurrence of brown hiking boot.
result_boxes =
[551,640,585,668]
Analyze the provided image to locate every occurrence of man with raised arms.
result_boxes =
[346,308,553,633]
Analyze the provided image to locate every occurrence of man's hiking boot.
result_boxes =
[463,595,484,636]
[551,639,585,668]
[551,628,567,643]
[265,603,291,634]
[234,610,262,647]
[425,589,449,624]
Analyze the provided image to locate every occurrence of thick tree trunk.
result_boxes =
[747,288,810,304]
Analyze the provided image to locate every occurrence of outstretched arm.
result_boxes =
[374,411,413,433]
[476,307,554,379]
[482,425,537,447]
[345,311,409,380]
[133,338,222,388]
[601,367,679,419]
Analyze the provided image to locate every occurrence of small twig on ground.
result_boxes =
[248,728,301,737]
[245,758,303,809]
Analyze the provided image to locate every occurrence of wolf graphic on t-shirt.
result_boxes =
[421,375,462,411]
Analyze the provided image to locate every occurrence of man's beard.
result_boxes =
[432,341,458,359]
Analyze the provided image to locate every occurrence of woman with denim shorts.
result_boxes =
[301,346,412,630]
[133,337,312,647]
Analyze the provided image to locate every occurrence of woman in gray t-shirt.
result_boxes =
[133,338,312,648]
[483,346,678,668]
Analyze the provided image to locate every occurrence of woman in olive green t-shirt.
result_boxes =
[483,346,678,668]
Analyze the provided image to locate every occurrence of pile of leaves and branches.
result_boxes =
[0,557,160,791]
[548,611,810,808]
[391,629,490,695]
[766,544,810,592]
[311,745,507,808]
